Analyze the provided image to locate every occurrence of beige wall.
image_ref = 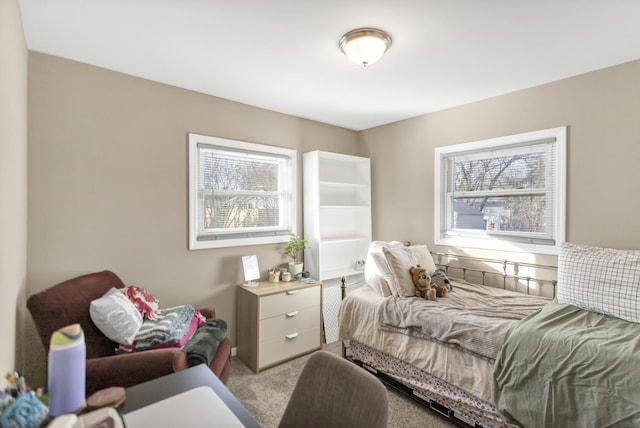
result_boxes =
[22,49,640,383]
[0,0,28,377]
[25,52,364,383]
[362,59,640,269]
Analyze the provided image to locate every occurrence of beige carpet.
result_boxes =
[226,342,457,428]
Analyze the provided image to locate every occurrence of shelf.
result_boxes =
[318,154,369,187]
[319,236,369,244]
[318,184,370,206]
[319,181,368,189]
[319,204,370,209]
[320,268,365,281]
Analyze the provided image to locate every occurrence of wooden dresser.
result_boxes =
[236,280,322,373]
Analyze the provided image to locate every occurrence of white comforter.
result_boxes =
[377,281,550,361]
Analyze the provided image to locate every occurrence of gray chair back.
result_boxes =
[279,351,388,428]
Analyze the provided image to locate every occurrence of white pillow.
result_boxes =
[364,241,403,296]
[369,253,394,296]
[90,287,143,345]
[382,245,438,297]
[557,242,640,324]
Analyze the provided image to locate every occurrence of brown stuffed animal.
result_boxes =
[410,265,436,300]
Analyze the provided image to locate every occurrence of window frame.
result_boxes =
[188,133,297,250]
[434,127,566,255]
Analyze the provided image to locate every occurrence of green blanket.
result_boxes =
[492,300,640,427]
[183,318,227,368]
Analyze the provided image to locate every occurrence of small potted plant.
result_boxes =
[285,233,309,277]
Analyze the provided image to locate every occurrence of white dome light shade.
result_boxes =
[339,28,392,67]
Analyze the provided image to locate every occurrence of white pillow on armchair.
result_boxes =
[90,287,143,345]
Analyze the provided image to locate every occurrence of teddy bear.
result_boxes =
[410,265,437,300]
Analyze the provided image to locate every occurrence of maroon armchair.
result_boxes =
[27,270,232,396]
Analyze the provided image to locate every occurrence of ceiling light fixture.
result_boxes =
[339,27,392,67]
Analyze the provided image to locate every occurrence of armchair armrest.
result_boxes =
[86,348,188,395]
[197,307,216,318]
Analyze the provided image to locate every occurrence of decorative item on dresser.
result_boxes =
[236,280,322,373]
[303,150,371,344]
[284,233,309,278]
[241,255,260,286]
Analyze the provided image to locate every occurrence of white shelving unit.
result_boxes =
[303,150,371,343]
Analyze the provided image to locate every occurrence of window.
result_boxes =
[188,133,297,249]
[435,127,566,255]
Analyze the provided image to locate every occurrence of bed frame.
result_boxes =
[339,252,558,428]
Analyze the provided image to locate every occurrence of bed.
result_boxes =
[338,241,640,427]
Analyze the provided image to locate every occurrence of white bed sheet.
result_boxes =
[338,285,496,402]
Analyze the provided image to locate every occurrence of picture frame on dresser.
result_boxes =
[241,255,260,286]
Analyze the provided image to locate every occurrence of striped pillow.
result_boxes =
[557,242,640,323]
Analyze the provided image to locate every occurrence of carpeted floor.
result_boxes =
[226,342,457,428]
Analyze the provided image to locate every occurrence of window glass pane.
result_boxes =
[453,153,546,193]
[199,149,285,232]
[203,194,281,229]
[449,149,550,235]
[203,154,280,192]
[453,195,546,233]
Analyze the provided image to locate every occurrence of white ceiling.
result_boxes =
[18,0,640,131]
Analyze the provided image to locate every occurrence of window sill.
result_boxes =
[190,233,290,250]
[435,235,560,256]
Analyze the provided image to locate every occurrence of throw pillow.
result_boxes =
[90,287,143,345]
[382,245,438,297]
[365,241,404,296]
[557,242,640,323]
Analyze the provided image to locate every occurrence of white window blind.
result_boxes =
[189,134,297,249]
[435,127,566,255]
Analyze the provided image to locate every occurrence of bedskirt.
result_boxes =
[349,341,516,428]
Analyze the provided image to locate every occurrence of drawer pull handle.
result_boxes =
[286,290,299,295]
[285,332,299,340]
[286,311,299,317]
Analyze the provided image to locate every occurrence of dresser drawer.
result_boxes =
[259,305,320,343]
[259,285,320,319]
[259,328,320,368]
